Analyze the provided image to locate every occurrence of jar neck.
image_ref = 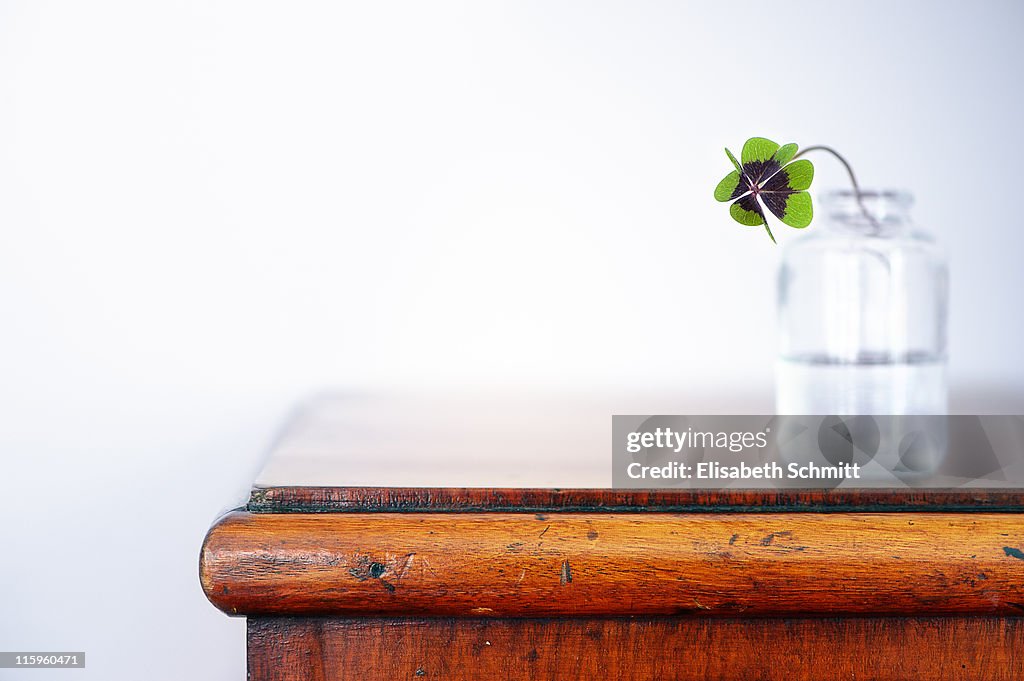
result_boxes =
[820,190,913,235]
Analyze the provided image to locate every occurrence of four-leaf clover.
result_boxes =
[714,137,814,243]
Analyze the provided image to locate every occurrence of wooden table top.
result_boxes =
[203,391,1024,681]
[246,392,1024,513]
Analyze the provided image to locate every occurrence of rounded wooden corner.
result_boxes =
[199,510,252,616]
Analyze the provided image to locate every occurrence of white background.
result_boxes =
[2,1,1023,678]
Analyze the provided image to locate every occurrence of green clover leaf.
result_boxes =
[714,137,814,243]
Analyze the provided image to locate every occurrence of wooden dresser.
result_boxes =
[200,394,1024,680]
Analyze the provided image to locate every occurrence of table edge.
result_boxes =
[247,486,1024,513]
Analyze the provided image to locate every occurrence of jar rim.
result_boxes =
[819,189,914,207]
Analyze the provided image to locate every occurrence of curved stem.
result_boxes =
[793,145,879,232]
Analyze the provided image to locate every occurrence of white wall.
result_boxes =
[2,1,1023,679]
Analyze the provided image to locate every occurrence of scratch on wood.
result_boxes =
[539,525,550,538]
[397,552,416,579]
[560,559,573,585]
[419,556,440,577]
[761,531,793,546]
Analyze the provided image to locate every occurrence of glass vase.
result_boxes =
[776,190,948,416]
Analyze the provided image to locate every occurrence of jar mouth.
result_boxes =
[819,189,913,227]
[820,189,913,207]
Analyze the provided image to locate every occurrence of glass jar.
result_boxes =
[776,190,948,415]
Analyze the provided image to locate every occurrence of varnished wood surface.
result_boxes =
[202,510,1024,617]
[248,485,1024,513]
[254,392,761,489]
[247,616,1024,681]
[255,393,1024,488]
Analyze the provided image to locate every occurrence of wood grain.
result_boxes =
[247,616,1024,681]
[201,510,1024,617]
[248,486,1024,513]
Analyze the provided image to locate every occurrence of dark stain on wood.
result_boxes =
[347,555,374,581]
[1003,546,1024,560]
[729,533,739,545]
[346,555,396,593]
[586,530,598,541]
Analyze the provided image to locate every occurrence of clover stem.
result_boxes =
[793,145,880,232]
[763,221,776,244]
